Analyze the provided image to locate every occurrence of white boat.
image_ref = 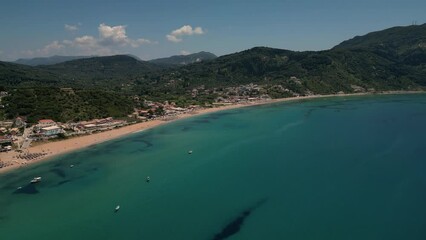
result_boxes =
[115,205,120,212]
[30,177,42,184]
[146,176,150,182]
[70,164,74,168]
[188,150,193,154]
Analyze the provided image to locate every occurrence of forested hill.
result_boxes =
[0,24,425,123]
[149,51,217,66]
[0,61,60,87]
[40,55,164,87]
[333,24,426,52]
[2,24,424,92]
[0,55,164,88]
[157,24,426,92]
[14,55,91,66]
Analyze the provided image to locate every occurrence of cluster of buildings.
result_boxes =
[0,116,128,152]
[31,117,127,139]
[130,101,200,120]
[71,117,127,134]
[210,84,273,104]
[190,82,302,105]
[0,116,26,152]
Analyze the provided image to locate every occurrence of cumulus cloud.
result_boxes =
[36,41,65,55]
[73,35,97,47]
[97,23,154,48]
[65,24,79,32]
[180,50,190,55]
[166,25,204,42]
[20,23,155,58]
[98,23,128,45]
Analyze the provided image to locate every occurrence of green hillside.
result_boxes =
[0,61,59,87]
[41,55,163,87]
[14,55,91,66]
[0,24,425,122]
[149,51,217,66]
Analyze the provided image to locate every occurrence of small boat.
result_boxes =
[146,176,150,183]
[17,186,22,190]
[30,177,42,184]
[188,150,193,154]
[115,205,120,212]
[70,164,74,168]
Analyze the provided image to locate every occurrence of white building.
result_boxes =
[38,119,56,127]
[40,126,62,136]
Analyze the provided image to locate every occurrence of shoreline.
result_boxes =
[0,90,423,174]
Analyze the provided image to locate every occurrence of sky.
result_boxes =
[0,0,425,61]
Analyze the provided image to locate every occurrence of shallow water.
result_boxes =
[1,94,426,239]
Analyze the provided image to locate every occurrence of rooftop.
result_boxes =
[39,119,55,123]
[41,126,61,131]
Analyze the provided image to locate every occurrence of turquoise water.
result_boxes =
[1,94,426,240]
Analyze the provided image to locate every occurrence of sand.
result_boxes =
[0,91,423,174]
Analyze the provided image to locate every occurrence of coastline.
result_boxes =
[0,90,423,174]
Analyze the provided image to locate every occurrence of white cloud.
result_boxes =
[36,41,65,56]
[180,50,190,55]
[96,23,154,48]
[21,23,155,58]
[98,23,128,45]
[166,34,182,43]
[65,24,79,32]
[18,41,65,57]
[136,38,152,44]
[74,35,97,47]
[166,25,204,42]
[43,41,64,50]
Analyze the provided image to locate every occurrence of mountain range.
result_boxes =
[12,51,217,67]
[0,24,425,122]
[14,55,91,66]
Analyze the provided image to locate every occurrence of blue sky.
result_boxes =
[0,0,425,61]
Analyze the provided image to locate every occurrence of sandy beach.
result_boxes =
[0,91,422,174]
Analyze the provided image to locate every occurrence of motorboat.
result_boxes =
[146,176,150,183]
[115,205,120,212]
[188,150,193,154]
[30,177,42,184]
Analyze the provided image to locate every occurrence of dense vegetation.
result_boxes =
[3,88,134,123]
[0,24,425,122]
[149,51,217,66]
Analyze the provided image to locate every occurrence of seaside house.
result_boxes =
[0,121,14,128]
[0,136,12,151]
[40,126,63,137]
[10,128,20,135]
[78,117,126,132]
[38,119,57,128]
[14,117,26,128]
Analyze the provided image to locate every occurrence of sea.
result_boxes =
[1,94,426,240]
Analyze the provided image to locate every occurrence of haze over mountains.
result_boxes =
[12,51,217,67]
[14,55,91,66]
